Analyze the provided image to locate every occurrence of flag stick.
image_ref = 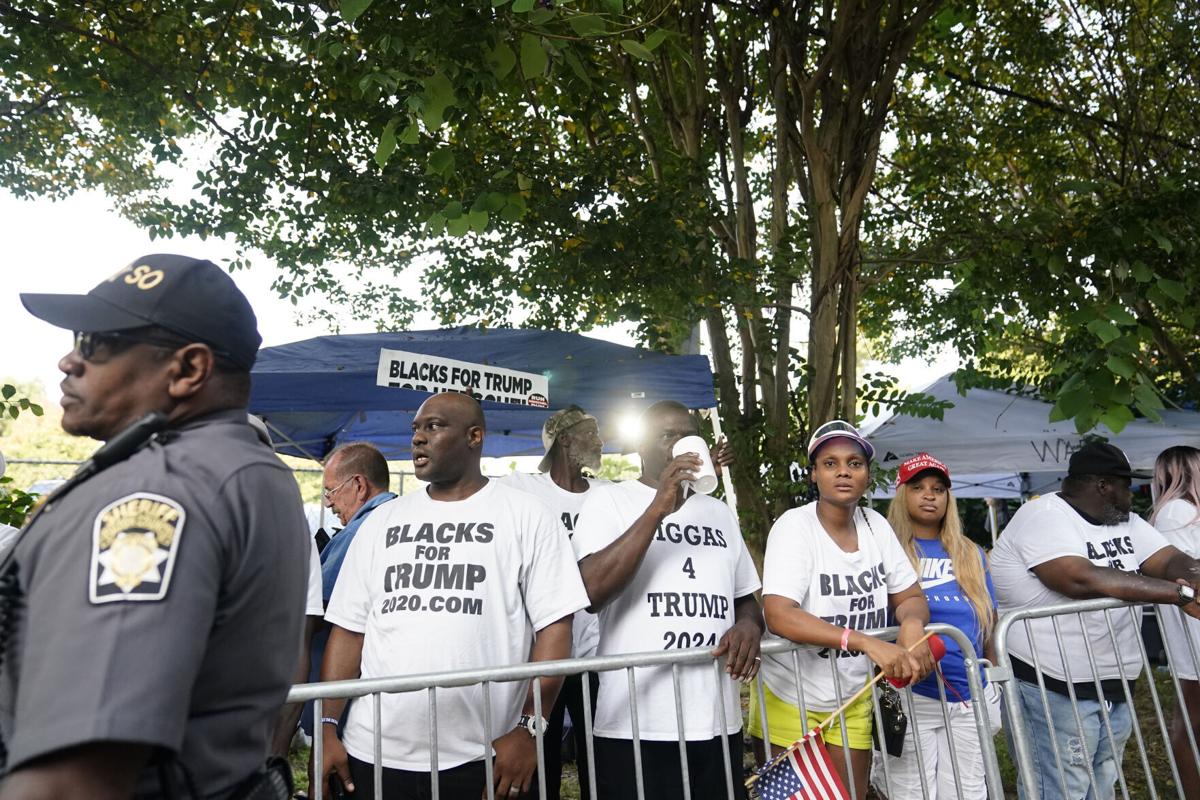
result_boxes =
[745,630,936,789]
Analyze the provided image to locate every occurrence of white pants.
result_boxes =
[871,682,1003,800]
[1159,603,1200,680]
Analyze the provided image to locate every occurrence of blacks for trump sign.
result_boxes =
[376,348,550,407]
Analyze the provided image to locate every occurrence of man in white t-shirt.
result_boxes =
[318,393,591,800]
[574,400,762,800]
[991,442,1200,800]
[502,406,606,663]
[499,405,607,800]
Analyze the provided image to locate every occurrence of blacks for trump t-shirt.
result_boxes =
[990,492,1168,683]
[326,481,589,770]
[761,502,918,711]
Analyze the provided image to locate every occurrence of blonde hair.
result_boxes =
[1151,446,1200,526]
[888,475,995,637]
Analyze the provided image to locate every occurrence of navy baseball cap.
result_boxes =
[21,254,262,370]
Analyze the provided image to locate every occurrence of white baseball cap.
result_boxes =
[807,420,874,461]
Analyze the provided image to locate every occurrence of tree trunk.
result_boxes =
[839,271,858,421]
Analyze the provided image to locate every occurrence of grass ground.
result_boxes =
[974,668,1185,800]
[287,669,1190,799]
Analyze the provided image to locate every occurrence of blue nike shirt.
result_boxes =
[910,537,997,702]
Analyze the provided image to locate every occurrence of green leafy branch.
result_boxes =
[0,384,44,528]
[857,372,953,421]
[0,476,36,529]
[1,384,43,421]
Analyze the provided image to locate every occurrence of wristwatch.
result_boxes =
[518,713,548,738]
[1177,584,1196,606]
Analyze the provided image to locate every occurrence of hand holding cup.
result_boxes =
[671,435,719,494]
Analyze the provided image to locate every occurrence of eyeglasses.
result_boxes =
[72,329,233,364]
[73,330,187,363]
[322,474,359,501]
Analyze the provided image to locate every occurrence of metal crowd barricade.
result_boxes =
[751,623,1003,800]
[992,597,1200,800]
[287,622,1003,800]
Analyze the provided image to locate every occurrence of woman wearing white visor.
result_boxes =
[751,421,933,799]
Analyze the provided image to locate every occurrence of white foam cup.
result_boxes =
[671,435,719,495]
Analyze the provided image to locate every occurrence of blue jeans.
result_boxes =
[1004,678,1133,800]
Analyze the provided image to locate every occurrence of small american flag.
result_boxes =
[751,728,848,800]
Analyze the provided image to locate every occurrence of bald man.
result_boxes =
[574,401,762,800]
[318,393,590,800]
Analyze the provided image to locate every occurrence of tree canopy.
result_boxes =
[863,0,1200,432]
[3,0,1196,541]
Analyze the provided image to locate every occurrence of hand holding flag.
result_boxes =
[748,632,947,800]
[887,631,946,688]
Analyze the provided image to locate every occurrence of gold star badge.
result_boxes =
[90,493,186,604]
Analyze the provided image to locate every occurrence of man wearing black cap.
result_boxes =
[992,441,1200,800]
[1,255,309,798]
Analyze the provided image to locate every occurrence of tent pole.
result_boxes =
[986,497,1000,548]
[707,406,739,513]
[262,418,328,464]
[260,417,330,529]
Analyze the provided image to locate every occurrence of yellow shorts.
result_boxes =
[747,681,874,751]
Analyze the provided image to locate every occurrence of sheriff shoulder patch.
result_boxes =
[89,492,186,604]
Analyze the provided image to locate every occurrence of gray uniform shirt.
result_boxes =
[0,409,309,797]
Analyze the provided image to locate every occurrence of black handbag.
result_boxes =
[872,681,908,758]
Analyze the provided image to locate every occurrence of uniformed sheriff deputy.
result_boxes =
[1,255,309,799]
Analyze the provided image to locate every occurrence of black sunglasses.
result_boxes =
[72,329,190,362]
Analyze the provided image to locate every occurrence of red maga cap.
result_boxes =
[897,452,950,488]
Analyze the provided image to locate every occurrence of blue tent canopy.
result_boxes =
[249,326,716,460]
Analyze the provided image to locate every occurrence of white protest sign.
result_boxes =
[375,348,550,407]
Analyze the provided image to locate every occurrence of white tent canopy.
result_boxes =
[865,374,1200,478]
